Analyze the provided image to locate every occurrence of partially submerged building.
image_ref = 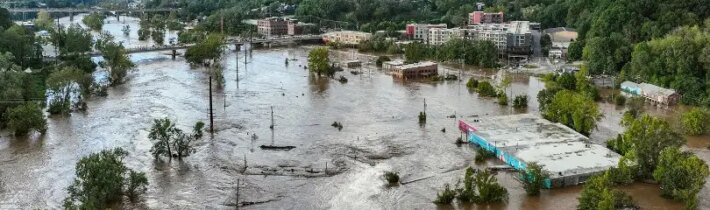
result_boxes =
[391,61,438,79]
[459,114,621,188]
[620,81,680,106]
[382,60,404,70]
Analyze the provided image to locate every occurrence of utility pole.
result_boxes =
[423,98,427,114]
[209,76,214,133]
[235,179,240,209]
[269,106,274,129]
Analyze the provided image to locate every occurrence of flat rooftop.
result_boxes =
[396,61,437,69]
[465,114,620,179]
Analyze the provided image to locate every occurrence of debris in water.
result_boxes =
[259,145,296,151]
[339,76,348,83]
[331,121,343,131]
[441,128,446,133]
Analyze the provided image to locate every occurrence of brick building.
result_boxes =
[469,11,505,25]
[257,17,288,36]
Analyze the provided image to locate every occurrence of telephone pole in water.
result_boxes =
[209,76,214,133]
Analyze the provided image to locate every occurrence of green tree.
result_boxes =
[567,40,584,61]
[624,115,684,178]
[513,95,528,108]
[34,9,54,30]
[653,147,709,210]
[476,81,498,97]
[82,12,105,31]
[46,67,86,114]
[521,162,549,196]
[185,33,224,65]
[307,47,330,77]
[63,148,148,209]
[577,172,636,210]
[473,170,508,203]
[51,24,93,55]
[6,102,47,136]
[404,42,427,64]
[542,90,602,136]
[610,150,637,185]
[97,34,135,85]
[148,118,204,160]
[680,108,709,136]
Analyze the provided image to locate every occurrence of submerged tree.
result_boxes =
[653,147,709,209]
[82,12,105,31]
[624,115,684,178]
[6,102,47,136]
[521,162,549,196]
[680,108,709,136]
[185,34,224,65]
[148,118,204,160]
[96,34,135,85]
[46,67,87,114]
[63,148,148,209]
[307,47,330,77]
[542,90,602,136]
[577,172,636,210]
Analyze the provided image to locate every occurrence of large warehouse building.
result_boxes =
[458,114,621,188]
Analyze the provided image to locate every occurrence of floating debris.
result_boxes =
[339,76,348,83]
[259,145,296,150]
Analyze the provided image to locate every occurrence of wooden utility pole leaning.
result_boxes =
[209,76,214,133]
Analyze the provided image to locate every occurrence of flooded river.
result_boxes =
[0,15,707,209]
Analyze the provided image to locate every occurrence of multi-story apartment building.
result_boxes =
[505,21,532,55]
[257,17,289,36]
[469,11,505,25]
[427,28,468,46]
[322,31,373,45]
[405,23,447,42]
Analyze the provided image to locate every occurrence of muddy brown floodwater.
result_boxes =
[0,15,708,210]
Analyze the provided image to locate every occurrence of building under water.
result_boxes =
[459,114,621,188]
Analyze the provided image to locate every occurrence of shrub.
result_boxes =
[466,78,479,89]
[384,171,400,185]
[521,162,549,196]
[6,103,47,136]
[513,95,528,108]
[474,147,495,163]
[614,95,627,106]
[497,92,508,105]
[376,56,390,67]
[434,183,456,204]
[476,81,497,97]
[63,148,148,209]
[418,112,426,123]
[681,108,709,136]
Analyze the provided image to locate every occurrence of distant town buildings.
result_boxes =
[544,27,578,59]
[257,17,288,36]
[287,21,316,36]
[420,21,532,57]
[391,61,438,79]
[322,31,372,45]
[469,11,505,25]
[621,81,680,106]
[405,23,447,42]
[505,21,533,55]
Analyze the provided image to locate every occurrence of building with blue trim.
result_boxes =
[459,114,621,188]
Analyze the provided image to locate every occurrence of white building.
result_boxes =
[322,31,372,45]
[406,23,447,43]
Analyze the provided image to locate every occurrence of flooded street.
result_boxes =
[0,14,707,209]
